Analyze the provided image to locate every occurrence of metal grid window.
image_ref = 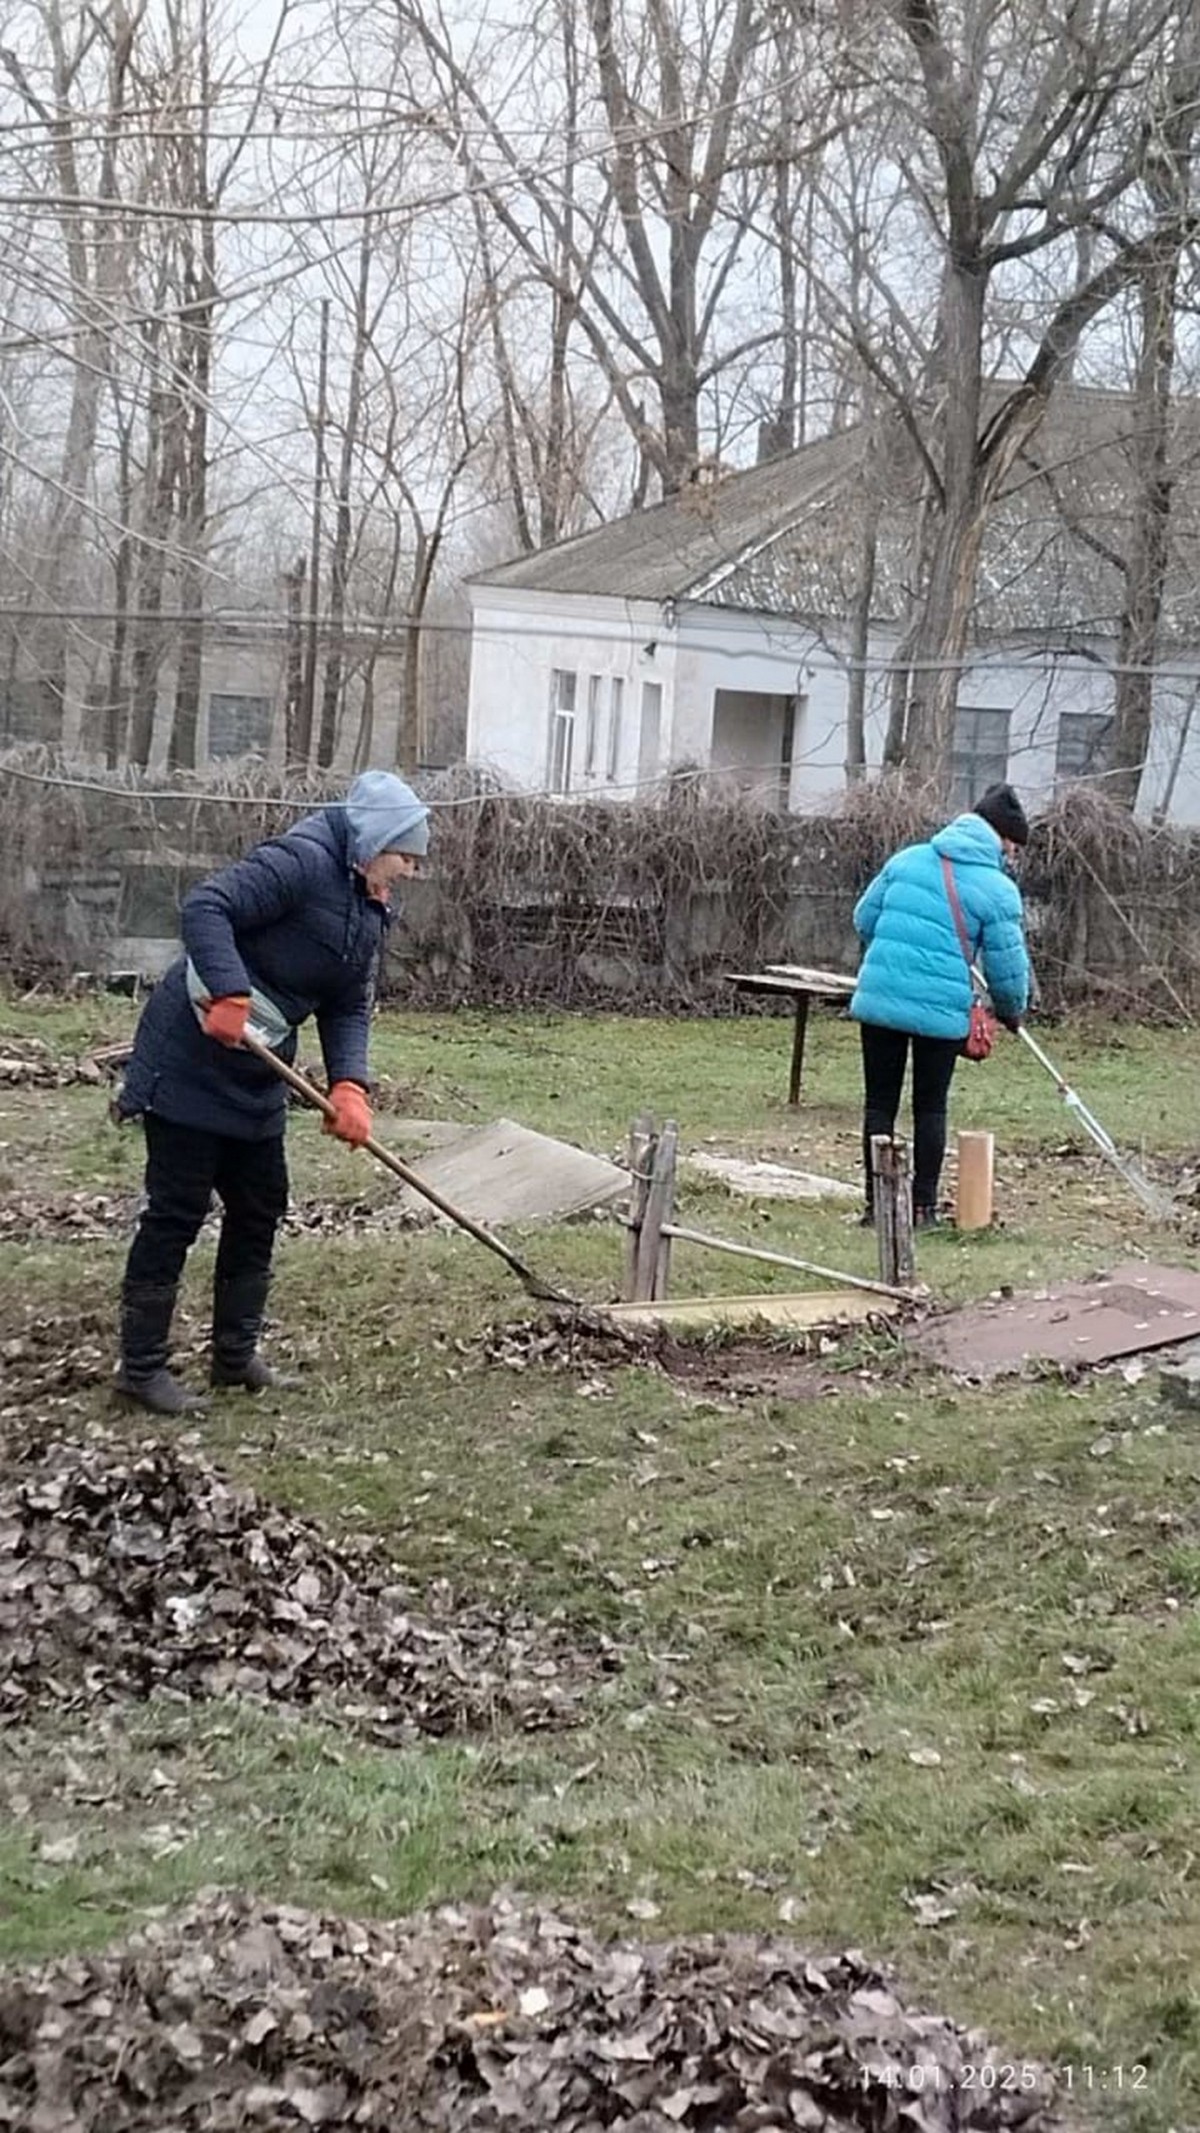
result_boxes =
[208,691,272,760]
[1055,711,1113,783]
[951,706,1010,808]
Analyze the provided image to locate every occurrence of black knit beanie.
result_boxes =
[974,782,1029,847]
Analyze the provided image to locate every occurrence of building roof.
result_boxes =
[471,384,1200,644]
[470,426,862,601]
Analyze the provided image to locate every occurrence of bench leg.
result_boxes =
[788,992,811,1106]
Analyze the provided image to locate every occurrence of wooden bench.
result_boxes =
[725,964,857,1105]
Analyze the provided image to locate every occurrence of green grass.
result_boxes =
[2,994,1200,2125]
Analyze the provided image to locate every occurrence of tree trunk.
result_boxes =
[845,490,878,783]
[318,225,372,769]
[168,16,214,774]
[104,413,135,766]
[897,264,986,793]
[1107,254,1181,809]
[398,616,422,773]
[1107,9,1199,809]
[128,367,182,770]
[284,558,306,767]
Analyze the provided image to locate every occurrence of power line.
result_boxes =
[0,749,841,810]
[0,602,1198,681]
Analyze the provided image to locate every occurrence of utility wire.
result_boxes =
[0,602,1197,681]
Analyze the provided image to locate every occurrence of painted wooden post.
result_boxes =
[956,1130,995,1231]
[872,1134,914,1288]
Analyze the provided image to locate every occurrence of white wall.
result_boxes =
[467,583,1200,823]
[467,587,671,796]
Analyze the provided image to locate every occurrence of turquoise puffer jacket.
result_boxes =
[850,812,1031,1040]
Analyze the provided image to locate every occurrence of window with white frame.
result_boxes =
[1055,711,1113,784]
[606,675,624,782]
[951,706,1010,808]
[584,674,603,778]
[208,691,272,759]
[547,668,577,793]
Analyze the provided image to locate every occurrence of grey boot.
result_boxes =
[210,1272,299,1392]
[115,1284,208,1417]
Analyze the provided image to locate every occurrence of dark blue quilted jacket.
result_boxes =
[119,806,390,1138]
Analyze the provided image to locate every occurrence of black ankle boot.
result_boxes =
[115,1284,207,1416]
[210,1272,299,1392]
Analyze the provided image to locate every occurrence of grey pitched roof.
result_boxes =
[471,383,1200,643]
[469,427,863,601]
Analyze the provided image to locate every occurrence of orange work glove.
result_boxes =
[323,1080,372,1147]
[202,994,251,1047]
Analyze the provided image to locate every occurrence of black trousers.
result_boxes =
[860,1023,960,1217]
[124,1114,289,1293]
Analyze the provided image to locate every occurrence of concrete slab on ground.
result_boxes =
[910,1262,1200,1379]
[605,1290,899,1333]
[687,1153,857,1202]
[393,1118,628,1227]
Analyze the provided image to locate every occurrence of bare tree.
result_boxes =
[391,0,794,493]
[1,0,145,737]
[800,0,1195,797]
[1107,4,1200,807]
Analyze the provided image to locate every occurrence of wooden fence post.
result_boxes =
[872,1134,914,1288]
[624,1114,655,1302]
[635,1119,678,1302]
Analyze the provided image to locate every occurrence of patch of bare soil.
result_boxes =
[0,1437,613,1741]
[485,1314,852,1403]
[0,1891,1064,2132]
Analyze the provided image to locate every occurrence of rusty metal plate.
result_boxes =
[910,1262,1200,1378]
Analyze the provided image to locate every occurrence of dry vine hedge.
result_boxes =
[2,748,1198,1014]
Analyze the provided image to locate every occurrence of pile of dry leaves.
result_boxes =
[0,1891,1062,2132]
[0,1312,114,1413]
[0,1192,425,1246]
[0,1192,139,1245]
[0,1035,124,1089]
[0,1438,612,1740]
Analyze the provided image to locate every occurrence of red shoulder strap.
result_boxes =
[940,854,974,968]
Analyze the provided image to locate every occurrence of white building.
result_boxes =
[466,385,1200,821]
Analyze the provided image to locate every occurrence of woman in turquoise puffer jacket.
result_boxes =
[850,783,1032,1226]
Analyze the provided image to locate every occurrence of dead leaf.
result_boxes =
[0,1436,613,1743]
[906,1891,958,1927]
[37,1833,82,1866]
[0,1891,1061,2132]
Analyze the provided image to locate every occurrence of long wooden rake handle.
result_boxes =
[241,1031,575,1304]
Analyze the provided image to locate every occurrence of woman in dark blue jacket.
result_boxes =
[115,770,430,1414]
[850,783,1031,1227]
